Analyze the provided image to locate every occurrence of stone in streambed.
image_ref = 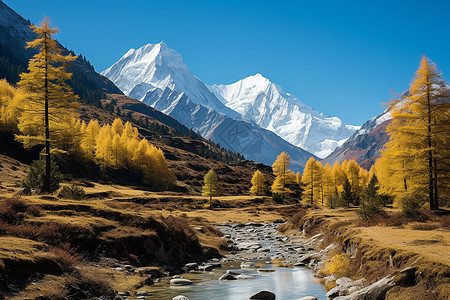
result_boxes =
[219,273,237,280]
[236,274,255,280]
[240,262,257,269]
[173,296,190,300]
[249,290,276,300]
[170,278,194,286]
[257,268,275,273]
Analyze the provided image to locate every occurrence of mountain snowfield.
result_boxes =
[209,73,359,158]
[101,41,359,168]
[102,42,240,119]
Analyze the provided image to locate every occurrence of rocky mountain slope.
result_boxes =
[209,73,359,158]
[323,106,392,169]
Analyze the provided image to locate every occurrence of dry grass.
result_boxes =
[356,226,450,265]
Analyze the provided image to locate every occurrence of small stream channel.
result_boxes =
[146,222,327,300]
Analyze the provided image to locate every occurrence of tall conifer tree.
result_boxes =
[16,19,78,193]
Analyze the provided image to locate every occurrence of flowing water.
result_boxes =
[144,223,327,300]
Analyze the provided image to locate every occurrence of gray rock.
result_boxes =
[198,264,213,271]
[326,285,348,299]
[184,262,198,271]
[334,275,395,300]
[240,262,257,269]
[249,290,276,300]
[336,277,353,288]
[173,296,190,300]
[226,270,241,275]
[170,278,194,286]
[236,274,255,280]
[219,273,237,280]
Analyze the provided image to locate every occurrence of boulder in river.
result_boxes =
[236,274,256,280]
[257,268,276,273]
[219,273,238,280]
[240,262,257,269]
[170,278,194,286]
[173,296,190,300]
[249,290,276,300]
[198,264,213,271]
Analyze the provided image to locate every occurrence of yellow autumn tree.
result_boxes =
[377,56,450,210]
[321,163,335,205]
[296,171,302,184]
[202,169,219,209]
[95,124,114,167]
[0,80,24,132]
[302,157,321,204]
[344,160,362,198]
[250,170,267,196]
[331,161,346,194]
[16,18,78,193]
[271,152,295,199]
[80,120,101,161]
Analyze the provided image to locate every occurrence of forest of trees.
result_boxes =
[376,56,449,210]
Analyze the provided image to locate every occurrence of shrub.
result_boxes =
[26,204,43,217]
[402,195,423,218]
[0,198,27,224]
[272,193,284,204]
[50,244,83,271]
[22,157,62,194]
[57,184,86,200]
[322,253,355,278]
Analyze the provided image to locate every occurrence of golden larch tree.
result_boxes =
[250,170,267,196]
[271,152,295,199]
[202,169,219,209]
[16,19,78,193]
[302,157,322,204]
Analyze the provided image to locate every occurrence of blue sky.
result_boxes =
[6,0,450,125]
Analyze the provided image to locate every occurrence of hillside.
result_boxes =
[0,0,122,104]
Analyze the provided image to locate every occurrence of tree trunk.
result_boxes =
[427,84,435,210]
[209,194,212,210]
[43,33,51,194]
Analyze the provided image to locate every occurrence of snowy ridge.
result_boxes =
[101,42,240,119]
[209,73,359,158]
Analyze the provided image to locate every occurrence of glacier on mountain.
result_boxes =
[209,73,360,158]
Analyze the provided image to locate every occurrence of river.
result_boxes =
[145,222,327,300]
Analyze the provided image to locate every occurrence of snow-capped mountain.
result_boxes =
[209,74,359,158]
[144,87,316,171]
[102,42,317,171]
[101,42,240,119]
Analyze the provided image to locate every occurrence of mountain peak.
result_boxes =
[102,42,241,119]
